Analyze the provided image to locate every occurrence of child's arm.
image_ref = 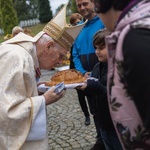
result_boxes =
[84,79,106,97]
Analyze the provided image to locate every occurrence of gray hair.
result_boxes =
[38,33,53,44]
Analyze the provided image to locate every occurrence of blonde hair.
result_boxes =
[12,26,23,37]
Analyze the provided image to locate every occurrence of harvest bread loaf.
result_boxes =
[46,69,86,86]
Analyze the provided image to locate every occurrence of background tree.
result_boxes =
[55,4,65,15]
[38,0,52,23]
[0,0,18,34]
[69,0,78,13]
[55,4,72,18]
[27,0,39,19]
[13,0,38,21]
[13,0,29,21]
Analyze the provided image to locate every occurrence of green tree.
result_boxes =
[38,0,52,23]
[0,0,18,34]
[13,0,33,21]
[26,0,39,19]
[69,0,78,13]
[55,4,65,15]
[55,4,72,17]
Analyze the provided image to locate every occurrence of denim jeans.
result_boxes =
[100,128,123,150]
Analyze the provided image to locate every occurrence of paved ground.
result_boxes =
[40,69,96,150]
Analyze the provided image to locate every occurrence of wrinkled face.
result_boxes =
[39,42,67,70]
[76,0,94,19]
[95,45,107,62]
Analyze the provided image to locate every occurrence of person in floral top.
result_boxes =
[91,0,150,149]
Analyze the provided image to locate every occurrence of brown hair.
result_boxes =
[93,28,111,49]
[69,13,83,25]
[23,28,34,37]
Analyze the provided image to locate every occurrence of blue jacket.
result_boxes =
[72,16,105,74]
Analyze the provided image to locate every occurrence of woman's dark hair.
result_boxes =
[93,0,133,13]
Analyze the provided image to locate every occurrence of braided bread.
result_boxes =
[45,69,86,86]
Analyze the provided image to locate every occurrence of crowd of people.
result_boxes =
[4,26,34,41]
[0,0,150,149]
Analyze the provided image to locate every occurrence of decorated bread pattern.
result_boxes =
[45,69,86,86]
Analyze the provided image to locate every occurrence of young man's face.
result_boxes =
[76,0,94,19]
[95,45,107,62]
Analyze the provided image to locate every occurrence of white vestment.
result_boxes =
[0,32,49,150]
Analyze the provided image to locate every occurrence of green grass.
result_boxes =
[0,18,72,43]
[0,23,47,43]
[0,34,4,43]
[27,23,47,35]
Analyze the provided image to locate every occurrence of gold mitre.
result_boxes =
[43,4,87,51]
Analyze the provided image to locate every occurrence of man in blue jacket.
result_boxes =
[72,0,105,149]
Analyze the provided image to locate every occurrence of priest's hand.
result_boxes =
[43,86,66,105]
[37,81,47,95]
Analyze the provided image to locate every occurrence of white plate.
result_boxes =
[55,65,69,71]
[65,83,85,89]
[38,83,85,93]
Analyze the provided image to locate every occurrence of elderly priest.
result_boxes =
[0,4,87,150]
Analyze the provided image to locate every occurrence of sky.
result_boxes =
[50,0,69,15]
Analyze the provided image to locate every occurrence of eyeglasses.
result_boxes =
[77,2,89,8]
[59,52,66,61]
